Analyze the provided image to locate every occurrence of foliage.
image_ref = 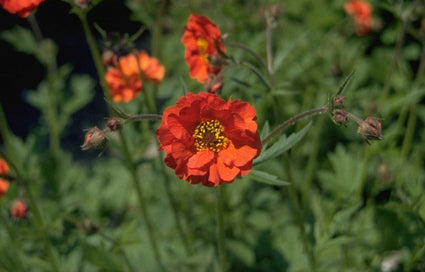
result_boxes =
[1,0,425,271]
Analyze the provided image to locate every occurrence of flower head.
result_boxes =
[156,92,262,187]
[182,14,226,87]
[11,200,28,219]
[0,158,10,202]
[105,50,165,103]
[0,0,45,18]
[345,0,372,36]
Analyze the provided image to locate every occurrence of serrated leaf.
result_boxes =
[62,75,95,116]
[1,26,57,66]
[1,26,38,55]
[249,169,289,186]
[254,121,312,164]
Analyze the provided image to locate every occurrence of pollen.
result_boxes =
[193,119,228,152]
[197,38,209,63]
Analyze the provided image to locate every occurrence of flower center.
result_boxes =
[197,38,209,63]
[193,120,228,152]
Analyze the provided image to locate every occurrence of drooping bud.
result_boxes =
[11,200,28,219]
[106,117,123,132]
[204,73,223,94]
[357,116,383,142]
[81,127,108,151]
[332,109,349,126]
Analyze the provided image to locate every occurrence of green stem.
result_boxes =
[118,130,166,272]
[283,154,316,272]
[77,11,112,106]
[75,9,167,270]
[377,19,407,113]
[262,107,328,144]
[216,185,226,272]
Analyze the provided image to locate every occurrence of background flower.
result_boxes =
[105,50,165,103]
[182,14,226,85]
[0,0,45,18]
[0,158,9,202]
[345,0,372,36]
[156,92,261,187]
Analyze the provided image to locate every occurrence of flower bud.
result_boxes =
[81,127,108,151]
[77,219,99,235]
[332,109,349,126]
[204,74,223,94]
[357,116,383,142]
[11,200,28,219]
[333,95,345,108]
[377,163,393,184]
[207,53,225,67]
[102,49,118,67]
[106,117,123,131]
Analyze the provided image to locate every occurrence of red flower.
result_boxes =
[182,14,226,87]
[156,92,262,187]
[105,50,165,103]
[0,0,45,18]
[0,158,9,202]
[345,0,372,36]
[11,200,28,219]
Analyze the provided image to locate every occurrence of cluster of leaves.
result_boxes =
[1,0,425,271]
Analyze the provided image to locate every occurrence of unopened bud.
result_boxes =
[204,74,223,94]
[81,127,108,151]
[106,117,123,131]
[377,163,393,183]
[74,0,90,8]
[102,50,118,67]
[77,219,99,235]
[357,116,383,142]
[333,95,345,108]
[207,53,225,67]
[333,109,349,126]
[11,200,28,219]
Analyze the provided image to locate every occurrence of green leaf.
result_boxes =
[83,243,125,271]
[62,74,95,117]
[1,26,57,66]
[254,121,312,164]
[249,170,290,186]
[259,121,270,141]
[227,239,255,266]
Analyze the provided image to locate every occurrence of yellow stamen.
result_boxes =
[193,120,228,152]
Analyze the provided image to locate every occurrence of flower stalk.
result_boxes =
[216,185,226,272]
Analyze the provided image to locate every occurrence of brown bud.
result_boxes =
[102,50,118,67]
[377,163,393,184]
[204,74,223,94]
[81,127,108,151]
[207,53,225,68]
[357,116,383,142]
[106,117,123,131]
[333,95,345,108]
[77,219,99,235]
[332,109,349,126]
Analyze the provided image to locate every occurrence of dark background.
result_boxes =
[0,0,143,155]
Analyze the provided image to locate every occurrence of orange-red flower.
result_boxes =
[11,200,28,219]
[0,158,9,202]
[182,14,226,86]
[156,92,262,187]
[0,0,45,18]
[105,50,165,103]
[345,0,372,36]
